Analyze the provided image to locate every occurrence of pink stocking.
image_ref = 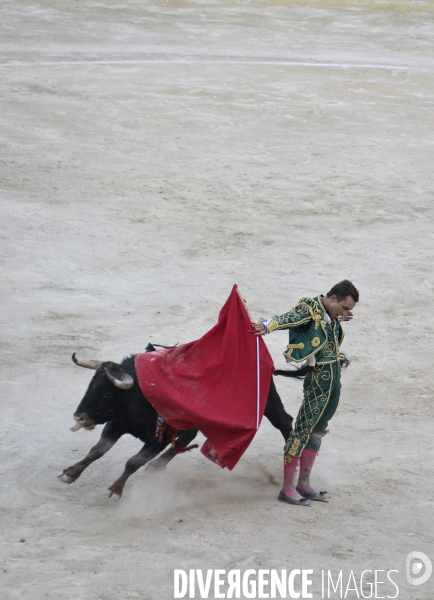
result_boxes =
[282,456,301,500]
[297,448,317,495]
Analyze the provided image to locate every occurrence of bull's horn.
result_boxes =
[70,422,84,432]
[72,353,103,370]
[104,367,134,390]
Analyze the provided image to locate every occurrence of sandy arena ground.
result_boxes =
[1,1,434,598]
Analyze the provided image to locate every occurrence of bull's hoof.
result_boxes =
[107,482,124,499]
[57,472,75,484]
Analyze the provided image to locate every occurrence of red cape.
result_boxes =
[135,285,274,469]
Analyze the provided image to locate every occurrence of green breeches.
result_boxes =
[284,362,341,460]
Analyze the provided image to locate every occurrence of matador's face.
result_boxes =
[327,294,356,320]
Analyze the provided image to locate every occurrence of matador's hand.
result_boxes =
[342,311,354,322]
[252,322,266,336]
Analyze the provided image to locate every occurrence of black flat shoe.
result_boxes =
[278,490,311,506]
[296,487,329,502]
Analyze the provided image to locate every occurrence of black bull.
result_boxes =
[59,348,309,498]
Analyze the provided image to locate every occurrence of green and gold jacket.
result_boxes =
[267,296,344,364]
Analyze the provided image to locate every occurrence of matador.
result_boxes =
[253,279,359,507]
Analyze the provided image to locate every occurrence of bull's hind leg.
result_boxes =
[58,422,123,484]
[108,438,169,499]
[264,378,293,440]
[145,428,198,472]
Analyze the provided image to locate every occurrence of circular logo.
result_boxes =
[406,551,432,586]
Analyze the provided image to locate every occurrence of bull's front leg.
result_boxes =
[58,422,123,484]
[145,428,199,471]
[108,438,169,499]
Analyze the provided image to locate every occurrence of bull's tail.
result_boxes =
[339,353,350,368]
[275,354,351,379]
[274,364,312,379]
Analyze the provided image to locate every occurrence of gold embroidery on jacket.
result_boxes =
[311,308,322,329]
[267,319,279,333]
[286,342,304,350]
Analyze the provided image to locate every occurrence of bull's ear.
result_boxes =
[104,364,134,390]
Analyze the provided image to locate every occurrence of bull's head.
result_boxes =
[71,353,134,431]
